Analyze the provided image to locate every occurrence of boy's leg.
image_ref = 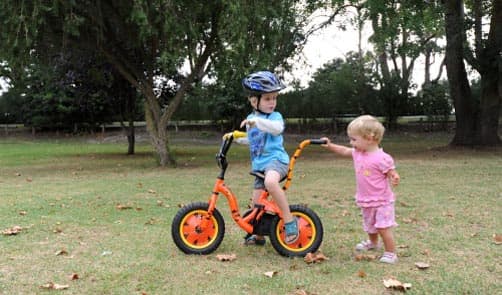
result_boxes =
[264,170,299,244]
[246,189,266,243]
[264,170,293,223]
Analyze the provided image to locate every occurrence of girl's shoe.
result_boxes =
[379,252,398,264]
[355,240,380,251]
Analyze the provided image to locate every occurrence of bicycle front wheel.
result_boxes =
[171,202,225,255]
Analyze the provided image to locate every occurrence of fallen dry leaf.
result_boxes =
[19,210,27,216]
[399,201,410,207]
[148,189,157,194]
[383,277,412,292]
[116,204,133,210]
[216,254,236,262]
[39,282,69,290]
[401,217,418,224]
[145,218,158,225]
[2,225,23,235]
[264,271,278,278]
[357,269,367,278]
[493,234,502,245]
[55,249,69,256]
[304,251,329,264]
[69,273,79,280]
[292,288,315,295]
[415,262,430,269]
[354,253,377,261]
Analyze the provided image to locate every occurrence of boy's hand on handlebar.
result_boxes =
[222,132,233,140]
[240,119,255,129]
[320,137,331,147]
[223,130,247,140]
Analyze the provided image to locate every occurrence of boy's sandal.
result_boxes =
[284,219,299,244]
[244,234,266,246]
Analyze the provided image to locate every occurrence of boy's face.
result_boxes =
[250,92,278,113]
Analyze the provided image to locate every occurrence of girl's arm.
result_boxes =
[387,169,400,187]
[320,137,352,157]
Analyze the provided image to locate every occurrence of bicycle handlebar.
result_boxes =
[309,139,328,145]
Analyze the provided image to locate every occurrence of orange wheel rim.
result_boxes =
[277,212,317,252]
[179,210,219,249]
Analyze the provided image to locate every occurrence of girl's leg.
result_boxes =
[378,227,398,263]
[377,227,396,253]
[368,232,379,246]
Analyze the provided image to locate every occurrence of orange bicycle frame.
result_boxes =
[202,133,326,235]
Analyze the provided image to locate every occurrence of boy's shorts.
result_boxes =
[253,160,288,190]
[361,203,398,234]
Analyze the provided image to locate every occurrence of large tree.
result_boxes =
[0,1,310,166]
[443,0,501,146]
[301,1,444,127]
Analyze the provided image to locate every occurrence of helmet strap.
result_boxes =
[253,94,271,115]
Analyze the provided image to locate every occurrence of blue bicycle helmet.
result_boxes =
[242,71,286,96]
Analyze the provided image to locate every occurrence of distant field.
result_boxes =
[0,132,501,294]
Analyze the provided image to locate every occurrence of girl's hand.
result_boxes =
[320,137,331,147]
[388,170,400,187]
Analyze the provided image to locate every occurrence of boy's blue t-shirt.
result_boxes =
[246,111,289,171]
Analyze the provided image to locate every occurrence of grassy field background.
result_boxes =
[0,131,501,294]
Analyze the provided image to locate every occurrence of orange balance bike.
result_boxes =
[171,131,326,257]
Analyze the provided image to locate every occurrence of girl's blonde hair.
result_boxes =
[347,115,385,143]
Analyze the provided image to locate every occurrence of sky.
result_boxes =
[285,10,446,91]
[286,16,374,88]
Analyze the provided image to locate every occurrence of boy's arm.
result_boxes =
[320,137,352,157]
[249,117,284,136]
[222,130,249,144]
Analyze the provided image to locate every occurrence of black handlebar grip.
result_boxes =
[310,139,328,145]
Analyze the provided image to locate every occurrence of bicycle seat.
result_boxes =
[249,171,288,183]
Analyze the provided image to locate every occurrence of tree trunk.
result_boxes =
[443,0,479,146]
[144,99,176,167]
[127,117,135,155]
[479,71,501,145]
[478,0,502,145]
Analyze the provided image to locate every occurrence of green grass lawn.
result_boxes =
[1,132,501,294]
